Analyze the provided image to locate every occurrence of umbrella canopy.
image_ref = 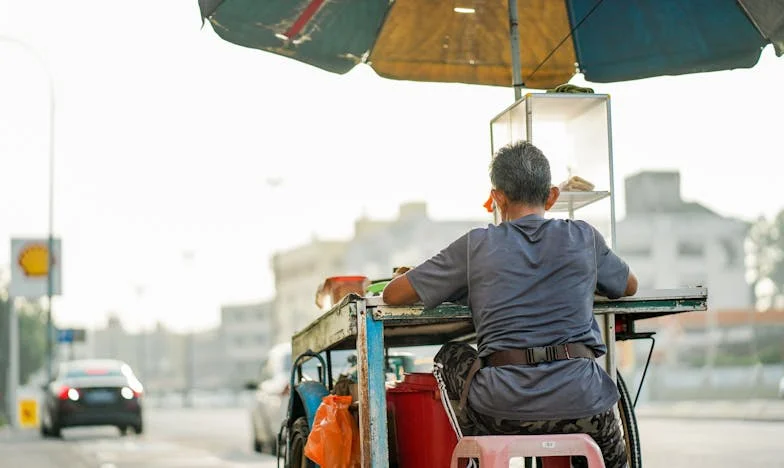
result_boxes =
[199,0,784,90]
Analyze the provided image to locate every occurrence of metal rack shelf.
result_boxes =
[552,190,610,212]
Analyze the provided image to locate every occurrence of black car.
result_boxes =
[40,359,144,437]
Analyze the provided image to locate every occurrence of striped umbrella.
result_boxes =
[199,0,783,97]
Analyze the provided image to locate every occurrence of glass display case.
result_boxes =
[489,93,616,246]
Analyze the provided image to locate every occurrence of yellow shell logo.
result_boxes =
[18,244,52,277]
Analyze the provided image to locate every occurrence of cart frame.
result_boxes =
[284,287,707,467]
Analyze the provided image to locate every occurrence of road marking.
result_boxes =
[141,456,226,466]
[74,436,235,467]
[96,451,116,462]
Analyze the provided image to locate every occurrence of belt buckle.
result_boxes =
[527,347,547,364]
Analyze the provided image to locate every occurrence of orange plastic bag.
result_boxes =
[305,395,361,468]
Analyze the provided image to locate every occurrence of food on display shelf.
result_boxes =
[558,175,595,192]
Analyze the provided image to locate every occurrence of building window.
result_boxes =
[721,238,740,267]
[677,241,704,257]
[622,245,652,257]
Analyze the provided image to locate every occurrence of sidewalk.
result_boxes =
[636,399,784,422]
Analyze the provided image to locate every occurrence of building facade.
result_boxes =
[270,240,349,346]
[219,301,275,387]
[342,202,488,279]
[616,171,751,310]
[90,316,227,393]
[271,202,489,344]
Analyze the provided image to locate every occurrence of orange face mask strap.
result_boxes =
[483,193,494,213]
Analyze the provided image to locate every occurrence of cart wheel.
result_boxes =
[287,417,315,468]
[617,372,642,468]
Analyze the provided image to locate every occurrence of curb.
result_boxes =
[637,411,784,423]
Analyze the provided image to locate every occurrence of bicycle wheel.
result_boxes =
[617,371,642,468]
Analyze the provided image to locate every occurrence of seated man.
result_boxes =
[382,140,637,468]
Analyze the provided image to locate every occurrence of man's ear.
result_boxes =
[492,189,507,213]
[544,186,560,211]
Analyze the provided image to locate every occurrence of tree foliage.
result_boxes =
[746,209,784,309]
[0,280,48,419]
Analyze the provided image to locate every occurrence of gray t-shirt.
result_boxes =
[407,214,630,420]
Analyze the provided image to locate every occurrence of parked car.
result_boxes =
[778,376,784,399]
[249,343,293,454]
[40,359,144,438]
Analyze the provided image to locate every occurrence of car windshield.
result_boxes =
[64,368,124,378]
[60,360,135,380]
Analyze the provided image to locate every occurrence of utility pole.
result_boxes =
[182,251,195,408]
[0,35,57,383]
[185,331,194,408]
[134,285,146,380]
[1,36,56,433]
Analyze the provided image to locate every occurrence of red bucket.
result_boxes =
[386,373,457,467]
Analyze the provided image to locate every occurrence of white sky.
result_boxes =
[1,1,782,333]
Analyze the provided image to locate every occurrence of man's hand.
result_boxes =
[624,271,638,297]
[392,266,412,278]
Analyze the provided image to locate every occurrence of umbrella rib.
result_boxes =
[524,0,606,85]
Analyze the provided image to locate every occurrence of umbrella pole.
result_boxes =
[507,0,523,100]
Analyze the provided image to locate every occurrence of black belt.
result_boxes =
[484,343,595,367]
[458,343,596,411]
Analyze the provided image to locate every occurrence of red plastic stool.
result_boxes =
[450,434,606,468]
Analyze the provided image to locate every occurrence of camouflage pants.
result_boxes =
[434,343,628,468]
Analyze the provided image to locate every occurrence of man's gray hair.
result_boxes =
[490,140,552,206]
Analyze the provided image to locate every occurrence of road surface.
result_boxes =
[0,407,276,468]
[0,408,781,467]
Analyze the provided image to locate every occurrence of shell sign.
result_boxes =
[18,243,53,277]
[10,238,62,298]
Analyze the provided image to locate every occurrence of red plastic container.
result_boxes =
[386,373,457,468]
[315,275,369,310]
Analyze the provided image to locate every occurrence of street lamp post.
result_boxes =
[134,285,146,380]
[182,251,195,408]
[0,36,56,384]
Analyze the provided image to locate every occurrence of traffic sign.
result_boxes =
[57,329,72,343]
[18,399,38,428]
[56,328,86,343]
